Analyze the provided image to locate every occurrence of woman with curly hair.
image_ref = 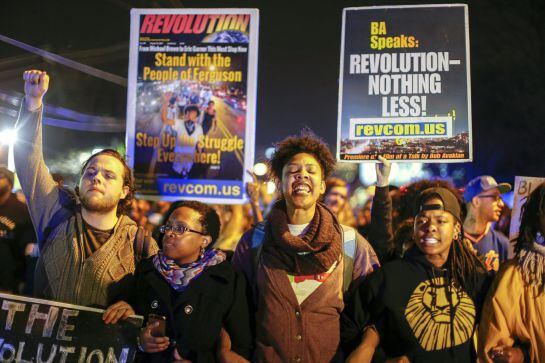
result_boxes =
[478,182,545,362]
[232,130,379,362]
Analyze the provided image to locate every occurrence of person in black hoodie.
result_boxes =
[342,187,490,362]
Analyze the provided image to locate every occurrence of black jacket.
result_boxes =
[362,186,395,263]
[342,247,491,362]
[130,257,253,362]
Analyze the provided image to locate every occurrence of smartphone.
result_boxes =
[147,314,166,337]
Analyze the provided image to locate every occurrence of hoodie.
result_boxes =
[342,246,490,362]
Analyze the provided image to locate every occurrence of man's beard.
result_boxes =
[79,191,119,214]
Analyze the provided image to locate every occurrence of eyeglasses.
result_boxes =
[477,194,502,202]
[159,224,205,237]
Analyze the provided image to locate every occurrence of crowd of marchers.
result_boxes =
[2,70,543,363]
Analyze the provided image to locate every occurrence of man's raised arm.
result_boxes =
[14,70,63,247]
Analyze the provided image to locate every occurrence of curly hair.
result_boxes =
[77,149,135,216]
[161,200,221,250]
[269,129,336,181]
[515,182,545,256]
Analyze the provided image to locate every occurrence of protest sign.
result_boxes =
[0,293,143,362]
[337,5,472,162]
[509,176,545,243]
[127,9,259,203]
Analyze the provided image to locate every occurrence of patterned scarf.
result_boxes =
[518,233,545,292]
[153,249,226,292]
[261,200,342,275]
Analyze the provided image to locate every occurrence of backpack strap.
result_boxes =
[247,221,266,303]
[134,226,149,265]
[341,225,357,293]
[40,188,76,250]
[251,221,266,271]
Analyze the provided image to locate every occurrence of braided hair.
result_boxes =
[447,226,487,293]
[515,182,545,257]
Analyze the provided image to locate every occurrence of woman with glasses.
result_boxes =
[104,200,253,362]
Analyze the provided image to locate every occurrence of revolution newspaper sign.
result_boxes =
[127,9,259,203]
[337,4,472,163]
[0,293,143,362]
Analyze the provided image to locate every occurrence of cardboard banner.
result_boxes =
[509,176,545,243]
[126,9,259,203]
[0,293,143,362]
[337,5,472,163]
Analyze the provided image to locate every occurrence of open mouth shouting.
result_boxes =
[293,182,312,195]
[420,236,440,246]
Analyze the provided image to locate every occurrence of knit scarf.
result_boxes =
[518,234,545,291]
[262,200,342,275]
[153,249,226,292]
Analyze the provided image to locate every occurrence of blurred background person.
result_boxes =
[356,199,372,237]
[0,167,36,294]
[463,175,512,271]
[493,204,512,241]
[214,204,245,257]
[323,177,355,226]
[479,182,545,362]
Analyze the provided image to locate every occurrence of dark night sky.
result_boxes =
[1,0,544,185]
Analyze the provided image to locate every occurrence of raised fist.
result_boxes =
[23,70,49,111]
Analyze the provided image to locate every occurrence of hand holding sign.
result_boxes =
[103,300,136,324]
[0,293,142,362]
[376,155,392,187]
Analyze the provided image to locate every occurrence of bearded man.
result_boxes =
[14,70,158,308]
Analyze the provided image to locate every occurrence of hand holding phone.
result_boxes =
[148,314,166,337]
[139,314,169,353]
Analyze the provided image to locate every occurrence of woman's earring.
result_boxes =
[199,246,205,259]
